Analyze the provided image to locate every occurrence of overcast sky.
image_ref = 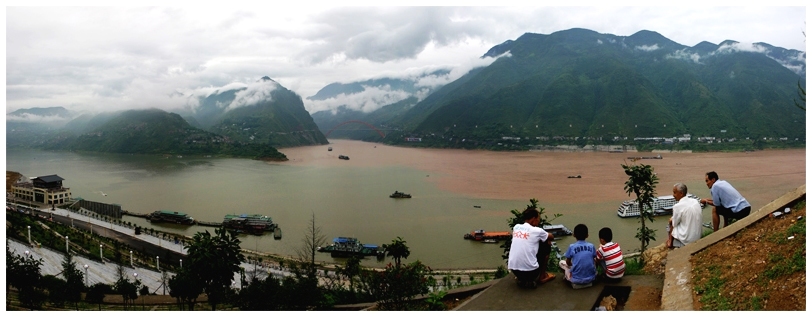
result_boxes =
[4,3,808,117]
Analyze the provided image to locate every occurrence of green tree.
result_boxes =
[60,252,85,310]
[622,162,660,253]
[6,244,46,309]
[85,283,110,310]
[382,236,410,267]
[185,228,245,311]
[339,255,363,296]
[113,264,139,309]
[168,267,204,310]
[358,260,433,310]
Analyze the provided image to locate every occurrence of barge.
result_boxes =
[463,229,511,241]
[222,214,278,235]
[542,224,573,239]
[318,237,383,258]
[390,191,412,198]
[147,210,195,225]
[616,193,703,218]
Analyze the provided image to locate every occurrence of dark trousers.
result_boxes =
[718,205,751,220]
[511,239,553,282]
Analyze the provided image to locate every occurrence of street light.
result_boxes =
[156,256,160,271]
[179,259,182,268]
[83,264,89,287]
[100,244,103,261]
[27,226,31,244]
[65,236,69,254]
[130,250,134,267]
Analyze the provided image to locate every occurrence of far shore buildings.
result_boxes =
[10,174,72,206]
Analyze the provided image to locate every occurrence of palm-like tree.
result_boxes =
[383,237,410,267]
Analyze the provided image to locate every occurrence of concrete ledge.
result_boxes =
[661,184,805,310]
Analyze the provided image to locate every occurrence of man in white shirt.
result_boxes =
[667,183,703,248]
[507,206,556,288]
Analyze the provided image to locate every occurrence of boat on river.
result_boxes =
[390,191,412,198]
[222,214,278,235]
[463,229,511,242]
[616,193,703,218]
[147,210,195,225]
[318,237,383,258]
[542,224,573,239]
[338,155,349,160]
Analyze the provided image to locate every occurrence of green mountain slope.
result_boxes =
[388,28,805,143]
[43,108,287,160]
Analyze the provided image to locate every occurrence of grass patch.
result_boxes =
[749,295,764,310]
[763,248,805,280]
[623,256,645,275]
[693,265,732,310]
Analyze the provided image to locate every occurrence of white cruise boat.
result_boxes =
[616,193,702,218]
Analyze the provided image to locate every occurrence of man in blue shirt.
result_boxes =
[700,171,751,232]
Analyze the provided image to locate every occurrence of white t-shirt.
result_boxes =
[507,222,550,271]
[671,197,703,244]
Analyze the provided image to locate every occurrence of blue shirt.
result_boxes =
[564,240,596,284]
[710,180,750,213]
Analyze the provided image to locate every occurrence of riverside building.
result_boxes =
[11,174,72,206]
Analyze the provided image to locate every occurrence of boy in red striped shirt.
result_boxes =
[595,227,625,283]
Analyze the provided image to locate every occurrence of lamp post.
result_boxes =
[27,226,31,244]
[156,256,160,271]
[130,250,134,267]
[99,244,103,261]
[65,236,69,254]
[179,259,182,268]
[83,264,89,287]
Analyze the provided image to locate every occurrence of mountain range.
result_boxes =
[310,28,806,143]
[6,28,806,155]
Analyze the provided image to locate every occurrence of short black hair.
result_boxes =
[574,224,588,240]
[599,227,613,242]
[706,171,719,181]
[521,206,539,222]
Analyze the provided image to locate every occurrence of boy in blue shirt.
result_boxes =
[558,224,596,288]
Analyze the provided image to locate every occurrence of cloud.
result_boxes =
[298,7,503,64]
[713,42,770,55]
[227,80,279,111]
[302,52,501,114]
[6,113,75,124]
[666,49,702,64]
[635,44,660,52]
[308,85,414,114]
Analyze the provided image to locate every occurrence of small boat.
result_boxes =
[567,175,581,179]
[328,147,333,151]
[390,191,412,198]
[473,205,482,208]
[338,155,349,160]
